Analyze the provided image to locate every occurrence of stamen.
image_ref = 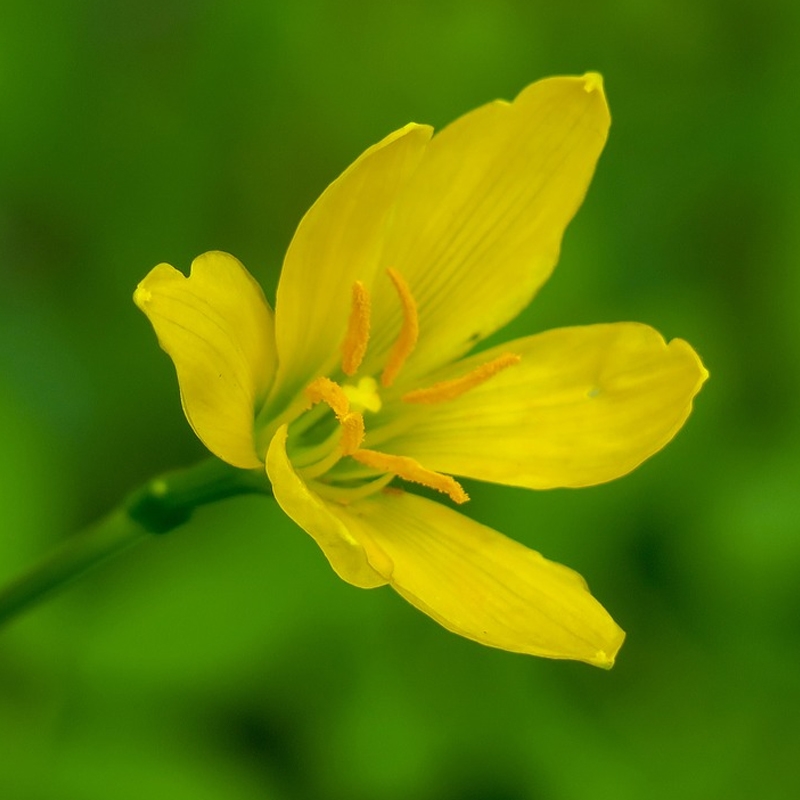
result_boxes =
[305,376,350,419]
[304,376,365,456]
[339,412,365,455]
[381,268,419,388]
[306,378,364,466]
[298,445,346,480]
[310,473,395,505]
[341,281,371,376]
[402,353,521,404]
[352,449,469,504]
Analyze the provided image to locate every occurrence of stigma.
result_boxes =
[343,376,382,413]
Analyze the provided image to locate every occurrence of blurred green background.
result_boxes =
[2,1,798,798]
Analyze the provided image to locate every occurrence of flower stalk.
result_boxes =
[0,458,271,628]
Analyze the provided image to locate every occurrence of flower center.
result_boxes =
[342,376,382,413]
[287,270,519,505]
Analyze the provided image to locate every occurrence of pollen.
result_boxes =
[305,376,350,419]
[341,280,371,376]
[381,268,419,388]
[303,376,365,459]
[352,449,469,504]
[402,353,521,404]
[339,412,365,455]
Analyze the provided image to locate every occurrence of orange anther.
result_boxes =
[352,449,469,504]
[402,353,521,404]
[339,412,366,455]
[341,281,371,376]
[303,377,365,459]
[305,376,350,419]
[381,268,419,388]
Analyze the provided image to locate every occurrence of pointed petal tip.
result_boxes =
[578,72,610,126]
[398,121,434,137]
[594,651,617,670]
[582,72,605,94]
[132,283,151,308]
[593,628,626,669]
[133,262,181,311]
[668,336,710,389]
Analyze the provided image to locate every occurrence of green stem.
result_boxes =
[0,509,146,628]
[0,457,271,628]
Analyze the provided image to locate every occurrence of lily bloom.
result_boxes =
[134,74,707,667]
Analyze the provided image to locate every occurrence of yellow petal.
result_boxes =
[364,74,610,384]
[266,425,390,588]
[134,251,276,469]
[328,490,625,666]
[267,123,433,415]
[379,323,708,488]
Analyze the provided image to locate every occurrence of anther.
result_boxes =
[305,376,350,419]
[381,268,419,388]
[339,412,365,455]
[402,353,521,404]
[302,376,365,462]
[341,281,371,376]
[351,449,469,504]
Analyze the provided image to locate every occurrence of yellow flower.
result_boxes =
[134,74,707,667]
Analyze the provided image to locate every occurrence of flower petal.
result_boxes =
[364,74,610,384]
[267,123,433,414]
[328,489,625,666]
[134,251,276,469]
[377,323,708,488]
[266,425,390,588]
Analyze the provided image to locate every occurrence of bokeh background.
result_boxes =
[2,1,799,798]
